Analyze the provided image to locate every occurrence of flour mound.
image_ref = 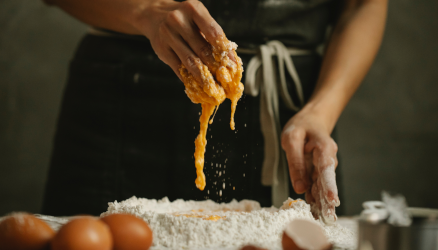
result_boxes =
[101,197,355,250]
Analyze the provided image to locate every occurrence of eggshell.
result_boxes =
[101,213,153,250]
[240,245,267,250]
[51,216,112,250]
[282,231,303,250]
[282,219,332,250]
[0,212,55,250]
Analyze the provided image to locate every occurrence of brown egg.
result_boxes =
[0,212,55,250]
[101,213,153,250]
[51,216,112,250]
[282,219,332,250]
[282,231,303,250]
[240,245,268,250]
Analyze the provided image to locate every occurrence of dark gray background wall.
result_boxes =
[0,0,86,214]
[0,0,437,216]
[338,0,438,213]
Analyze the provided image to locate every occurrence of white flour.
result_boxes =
[101,197,355,250]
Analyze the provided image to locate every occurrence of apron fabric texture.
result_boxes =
[198,0,337,48]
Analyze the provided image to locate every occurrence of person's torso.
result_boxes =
[95,0,337,49]
[200,0,337,48]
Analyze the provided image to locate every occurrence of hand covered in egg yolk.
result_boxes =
[135,0,234,82]
[46,0,234,82]
[281,110,340,224]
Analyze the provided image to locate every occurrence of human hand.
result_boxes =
[281,110,340,224]
[133,0,232,81]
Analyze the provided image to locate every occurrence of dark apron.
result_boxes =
[41,34,344,216]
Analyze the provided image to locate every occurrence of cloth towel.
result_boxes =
[241,41,313,207]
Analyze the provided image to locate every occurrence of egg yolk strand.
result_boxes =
[179,38,243,191]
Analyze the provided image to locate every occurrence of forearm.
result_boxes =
[303,0,388,132]
[45,0,161,35]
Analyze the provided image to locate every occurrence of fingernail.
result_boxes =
[294,180,305,192]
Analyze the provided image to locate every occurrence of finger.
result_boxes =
[318,175,337,224]
[227,51,238,64]
[165,8,218,71]
[281,127,309,194]
[321,204,337,224]
[304,152,315,205]
[304,151,314,181]
[305,190,315,207]
[155,46,183,81]
[313,142,340,207]
[304,152,317,217]
[311,182,321,220]
[307,138,340,206]
[161,23,205,84]
[311,204,320,220]
[315,175,334,223]
[311,140,339,224]
[181,1,230,51]
[321,166,339,207]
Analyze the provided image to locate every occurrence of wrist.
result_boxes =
[299,99,342,133]
[299,78,353,133]
[130,1,155,37]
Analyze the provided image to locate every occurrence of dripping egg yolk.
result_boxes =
[179,39,243,191]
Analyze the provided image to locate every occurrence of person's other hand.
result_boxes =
[281,110,340,224]
[133,0,230,81]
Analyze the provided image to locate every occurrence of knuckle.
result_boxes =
[289,129,303,141]
[280,133,292,149]
[319,164,329,172]
[281,129,302,149]
[317,140,331,151]
[318,138,338,154]
[154,50,169,65]
[290,162,305,171]
[158,23,169,37]
[156,53,167,64]
[199,44,212,58]
[181,1,223,42]
[332,140,338,152]
[185,55,201,69]
[167,10,182,24]
[208,23,223,39]
[181,0,202,13]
